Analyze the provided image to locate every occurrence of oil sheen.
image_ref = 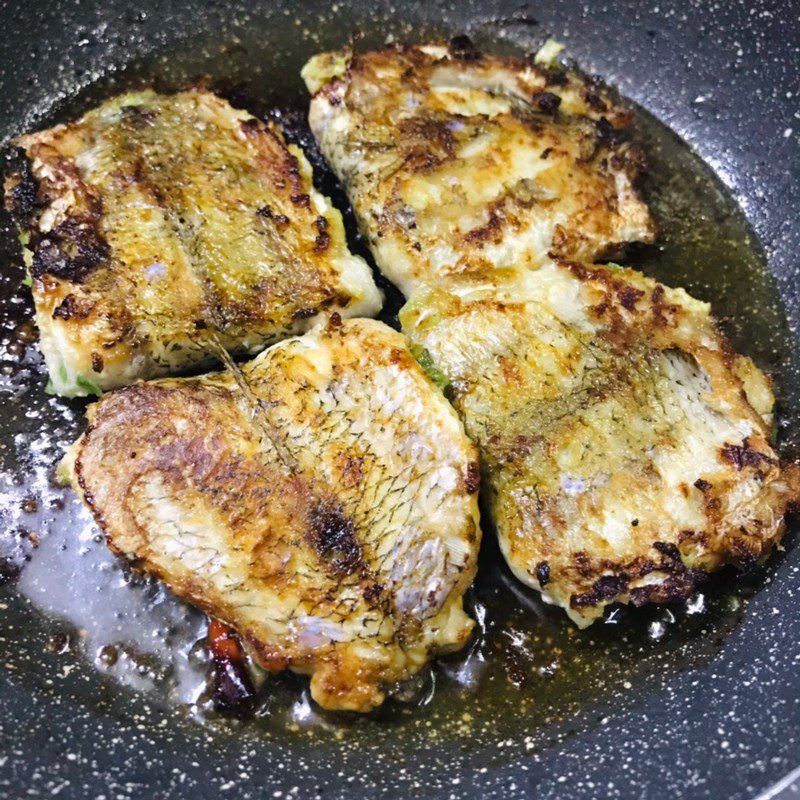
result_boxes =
[0,30,796,754]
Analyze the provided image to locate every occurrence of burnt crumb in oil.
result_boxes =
[448,34,482,61]
[98,644,119,666]
[0,557,22,585]
[211,658,257,716]
[45,632,71,654]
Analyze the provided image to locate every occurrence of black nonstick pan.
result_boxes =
[1,1,799,798]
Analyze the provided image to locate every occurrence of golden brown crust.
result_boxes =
[303,43,655,295]
[304,41,797,626]
[401,261,800,625]
[67,318,480,710]
[5,89,380,395]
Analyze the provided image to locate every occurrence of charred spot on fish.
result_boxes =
[465,462,481,494]
[290,193,311,207]
[52,293,91,321]
[629,568,706,607]
[650,283,672,326]
[120,104,157,127]
[397,117,456,160]
[536,561,550,587]
[240,117,262,135]
[584,92,608,113]
[594,117,626,149]
[448,34,481,61]
[464,210,504,245]
[544,68,569,87]
[313,231,331,252]
[5,158,39,222]
[256,204,291,228]
[618,285,644,311]
[91,353,104,373]
[572,551,594,578]
[291,306,318,321]
[570,574,629,608]
[533,91,561,115]
[307,501,362,575]
[362,582,384,603]
[694,478,713,492]
[31,219,110,282]
[721,441,777,471]
[653,541,681,561]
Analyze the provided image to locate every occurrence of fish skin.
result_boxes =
[400,262,800,625]
[5,89,381,396]
[303,42,654,296]
[304,42,799,625]
[63,317,481,710]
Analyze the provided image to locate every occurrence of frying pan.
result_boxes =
[1,1,798,798]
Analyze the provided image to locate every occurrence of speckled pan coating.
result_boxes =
[0,1,798,800]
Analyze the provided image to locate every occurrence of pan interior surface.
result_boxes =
[0,2,798,799]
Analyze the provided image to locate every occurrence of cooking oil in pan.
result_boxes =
[0,30,796,758]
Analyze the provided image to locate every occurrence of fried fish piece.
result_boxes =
[401,262,800,626]
[303,41,654,296]
[4,89,381,396]
[61,317,480,710]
